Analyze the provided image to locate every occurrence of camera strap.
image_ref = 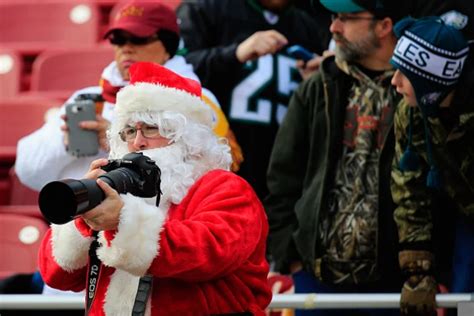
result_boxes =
[132,275,153,315]
[86,231,101,315]
[85,231,153,316]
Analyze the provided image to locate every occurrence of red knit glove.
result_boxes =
[399,250,437,316]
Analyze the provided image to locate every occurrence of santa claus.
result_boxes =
[38,62,272,316]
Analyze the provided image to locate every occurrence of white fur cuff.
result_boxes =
[96,193,165,276]
[51,222,94,272]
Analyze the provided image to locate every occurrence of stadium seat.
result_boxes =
[29,46,114,97]
[0,205,43,221]
[0,1,100,52]
[0,213,49,278]
[8,167,40,206]
[0,48,22,99]
[0,97,62,167]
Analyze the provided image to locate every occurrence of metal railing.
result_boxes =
[1,293,473,310]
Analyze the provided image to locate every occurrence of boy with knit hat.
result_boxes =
[390,16,473,316]
[38,62,272,315]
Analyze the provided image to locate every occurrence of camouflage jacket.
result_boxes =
[266,56,402,288]
[392,100,474,249]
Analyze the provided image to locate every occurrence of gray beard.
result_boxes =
[333,31,380,63]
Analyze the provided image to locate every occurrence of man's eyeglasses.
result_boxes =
[331,14,378,23]
[108,32,159,46]
[119,124,161,142]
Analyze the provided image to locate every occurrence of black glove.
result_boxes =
[399,250,437,316]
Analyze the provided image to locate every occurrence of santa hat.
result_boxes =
[108,62,213,157]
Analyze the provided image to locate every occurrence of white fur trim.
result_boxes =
[96,193,166,276]
[115,82,213,127]
[103,269,146,316]
[51,222,94,272]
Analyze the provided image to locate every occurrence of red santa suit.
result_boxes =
[38,62,272,315]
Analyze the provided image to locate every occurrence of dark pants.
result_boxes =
[292,270,400,316]
[451,214,474,292]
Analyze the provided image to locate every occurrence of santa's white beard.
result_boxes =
[139,144,197,208]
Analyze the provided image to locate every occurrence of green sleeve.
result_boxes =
[391,101,433,248]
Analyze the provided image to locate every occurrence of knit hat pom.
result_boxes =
[399,147,420,171]
[426,166,442,190]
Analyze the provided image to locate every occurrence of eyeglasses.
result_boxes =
[108,32,159,46]
[119,124,161,142]
[331,14,378,23]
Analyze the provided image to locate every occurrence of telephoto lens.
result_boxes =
[38,178,109,225]
[38,152,161,224]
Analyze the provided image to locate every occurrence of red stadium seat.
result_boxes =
[29,46,114,96]
[0,1,100,52]
[0,97,62,166]
[8,167,40,206]
[0,205,43,221]
[0,213,49,278]
[0,48,22,99]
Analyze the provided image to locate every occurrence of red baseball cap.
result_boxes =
[104,0,179,38]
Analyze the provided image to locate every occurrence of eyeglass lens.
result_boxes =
[119,125,160,142]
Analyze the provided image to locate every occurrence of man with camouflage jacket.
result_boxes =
[265,1,405,315]
[390,16,473,316]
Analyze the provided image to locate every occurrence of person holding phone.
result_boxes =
[15,0,243,193]
[177,0,331,200]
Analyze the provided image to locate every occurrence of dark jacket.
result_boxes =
[177,0,331,199]
[265,56,401,288]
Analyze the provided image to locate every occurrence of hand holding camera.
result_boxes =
[80,158,123,231]
[39,152,161,226]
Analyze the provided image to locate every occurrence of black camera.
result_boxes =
[39,152,161,225]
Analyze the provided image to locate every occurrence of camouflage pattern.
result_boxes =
[319,61,397,285]
[392,100,474,245]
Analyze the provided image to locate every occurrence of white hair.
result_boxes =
[107,111,232,205]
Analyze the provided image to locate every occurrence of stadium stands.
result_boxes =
[0,98,62,164]
[0,1,100,52]
[0,48,22,99]
[7,168,39,206]
[0,204,42,221]
[0,213,48,278]
[0,97,61,204]
[28,46,114,100]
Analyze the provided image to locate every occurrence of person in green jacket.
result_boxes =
[390,16,473,316]
[265,0,406,315]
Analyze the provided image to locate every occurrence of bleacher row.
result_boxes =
[0,0,181,279]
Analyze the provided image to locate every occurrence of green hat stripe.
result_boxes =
[405,31,470,57]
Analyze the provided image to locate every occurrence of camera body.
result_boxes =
[39,152,161,225]
[100,152,161,198]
